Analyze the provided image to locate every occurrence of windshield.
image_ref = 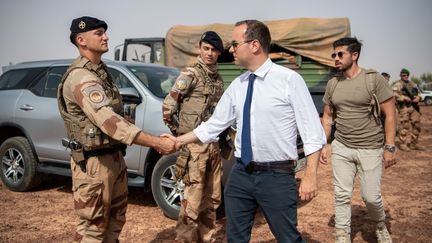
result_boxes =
[126,65,179,98]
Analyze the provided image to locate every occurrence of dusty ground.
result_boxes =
[1,106,431,243]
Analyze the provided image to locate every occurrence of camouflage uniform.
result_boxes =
[58,56,141,242]
[392,79,421,150]
[162,56,224,242]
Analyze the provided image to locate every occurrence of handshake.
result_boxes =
[154,133,186,155]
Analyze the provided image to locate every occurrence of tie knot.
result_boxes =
[249,73,256,82]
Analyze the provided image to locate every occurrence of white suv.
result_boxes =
[0,59,306,219]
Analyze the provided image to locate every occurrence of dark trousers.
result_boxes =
[224,161,305,243]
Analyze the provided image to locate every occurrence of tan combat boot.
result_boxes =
[398,144,411,152]
[335,228,351,243]
[376,222,392,243]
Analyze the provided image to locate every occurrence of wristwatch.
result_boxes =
[384,144,396,153]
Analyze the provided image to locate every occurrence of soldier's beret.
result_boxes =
[200,31,224,53]
[70,16,108,34]
[400,68,410,75]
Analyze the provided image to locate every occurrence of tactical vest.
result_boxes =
[57,57,123,151]
[176,63,224,134]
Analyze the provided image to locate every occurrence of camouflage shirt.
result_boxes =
[392,79,420,104]
[162,56,224,134]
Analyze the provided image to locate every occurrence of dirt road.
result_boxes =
[1,106,431,242]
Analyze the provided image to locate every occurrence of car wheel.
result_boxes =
[151,153,183,220]
[424,97,432,106]
[0,137,42,191]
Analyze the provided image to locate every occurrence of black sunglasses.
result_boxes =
[331,51,345,59]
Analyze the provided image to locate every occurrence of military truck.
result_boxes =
[114,17,351,114]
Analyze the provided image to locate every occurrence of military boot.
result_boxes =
[335,228,351,243]
[398,144,411,152]
[376,222,392,243]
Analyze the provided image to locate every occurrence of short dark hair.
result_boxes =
[333,37,362,59]
[235,20,271,54]
[70,33,78,46]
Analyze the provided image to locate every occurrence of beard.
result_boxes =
[336,60,353,72]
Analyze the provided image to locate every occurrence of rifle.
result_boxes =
[401,86,420,113]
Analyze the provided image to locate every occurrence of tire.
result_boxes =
[424,97,432,106]
[0,137,42,191]
[151,153,183,220]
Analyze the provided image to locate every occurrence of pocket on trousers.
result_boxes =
[72,178,104,221]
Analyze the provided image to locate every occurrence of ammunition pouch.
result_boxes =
[177,110,201,134]
[175,147,191,181]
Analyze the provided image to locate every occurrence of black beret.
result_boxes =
[70,16,107,34]
[200,31,224,53]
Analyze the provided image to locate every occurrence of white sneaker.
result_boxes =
[335,228,351,243]
[376,222,392,243]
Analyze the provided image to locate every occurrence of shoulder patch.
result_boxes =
[89,90,104,103]
[175,79,187,91]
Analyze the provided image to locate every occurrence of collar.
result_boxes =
[240,58,273,82]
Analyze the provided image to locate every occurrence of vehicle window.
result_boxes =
[126,43,152,63]
[108,68,134,89]
[126,65,179,98]
[30,66,68,98]
[0,68,46,90]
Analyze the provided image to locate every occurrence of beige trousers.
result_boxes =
[331,139,386,233]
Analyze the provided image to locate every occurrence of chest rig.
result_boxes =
[176,63,224,134]
[57,58,123,151]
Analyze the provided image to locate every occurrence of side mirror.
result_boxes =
[119,87,141,104]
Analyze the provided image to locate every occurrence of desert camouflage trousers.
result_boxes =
[71,151,128,243]
[175,142,222,243]
[398,106,421,148]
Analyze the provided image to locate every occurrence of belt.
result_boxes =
[237,159,296,173]
[84,144,123,158]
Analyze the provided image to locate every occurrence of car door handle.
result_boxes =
[19,104,34,111]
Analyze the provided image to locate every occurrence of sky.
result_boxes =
[1,0,431,80]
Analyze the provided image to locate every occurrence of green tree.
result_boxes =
[411,76,421,84]
[420,72,432,83]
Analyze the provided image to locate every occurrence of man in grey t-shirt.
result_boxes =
[320,37,396,243]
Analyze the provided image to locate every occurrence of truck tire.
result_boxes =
[151,153,183,220]
[0,137,42,191]
[424,97,432,106]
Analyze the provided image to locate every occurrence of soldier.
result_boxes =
[162,31,225,242]
[58,16,175,242]
[392,68,422,151]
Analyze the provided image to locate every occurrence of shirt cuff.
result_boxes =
[303,142,326,156]
[124,125,142,145]
[193,125,218,144]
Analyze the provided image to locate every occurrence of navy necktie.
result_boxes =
[241,73,256,166]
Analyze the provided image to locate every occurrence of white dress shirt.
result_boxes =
[194,58,326,162]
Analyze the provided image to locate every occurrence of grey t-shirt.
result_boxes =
[323,69,393,149]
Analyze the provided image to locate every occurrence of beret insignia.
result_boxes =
[78,21,86,30]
